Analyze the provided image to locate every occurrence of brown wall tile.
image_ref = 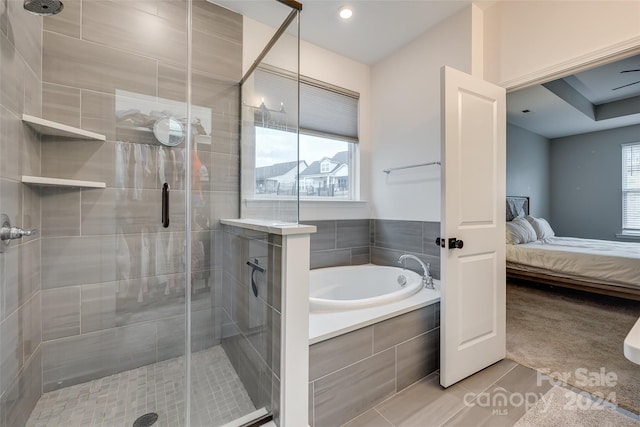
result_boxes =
[42,83,81,128]
[43,31,157,96]
[43,0,81,38]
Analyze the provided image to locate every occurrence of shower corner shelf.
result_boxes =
[22,114,106,141]
[21,176,106,189]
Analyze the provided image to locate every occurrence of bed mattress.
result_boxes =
[506,237,640,290]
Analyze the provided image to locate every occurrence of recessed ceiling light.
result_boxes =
[339,7,353,20]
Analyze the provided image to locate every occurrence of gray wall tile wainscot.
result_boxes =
[372,219,441,280]
[313,349,396,427]
[309,219,441,280]
[374,220,423,253]
[308,219,371,269]
[373,303,436,353]
[309,304,440,427]
[396,329,439,390]
[309,326,373,381]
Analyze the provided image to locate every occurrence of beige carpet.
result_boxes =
[507,280,640,415]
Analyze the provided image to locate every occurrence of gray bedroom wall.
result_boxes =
[506,124,551,219]
[550,124,640,240]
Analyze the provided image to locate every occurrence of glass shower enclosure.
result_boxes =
[0,0,300,426]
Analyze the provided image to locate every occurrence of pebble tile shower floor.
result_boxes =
[26,346,256,427]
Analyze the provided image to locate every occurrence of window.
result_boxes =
[320,159,331,173]
[622,143,640,234]
[252,67,359,199]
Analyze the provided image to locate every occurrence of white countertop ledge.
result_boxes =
[220,218,317,235]
[624,317,640,365]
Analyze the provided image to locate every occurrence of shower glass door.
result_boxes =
[37,1,192,425]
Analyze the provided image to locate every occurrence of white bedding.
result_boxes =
[506,237,640,289]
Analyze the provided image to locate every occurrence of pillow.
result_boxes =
[506,222,522,244]
[526,215,555,240]
[506,217,538,244]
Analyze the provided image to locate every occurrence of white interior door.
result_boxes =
[440,66,506,388]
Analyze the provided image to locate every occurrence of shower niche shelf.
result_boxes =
[21,176,106,189]
[22,114,106,141]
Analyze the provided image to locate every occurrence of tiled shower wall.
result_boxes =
[307,219,441,279]
[37,0,242,392]
[0,2,43,426]
[221,225,282,423]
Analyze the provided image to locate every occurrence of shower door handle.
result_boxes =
[161,183,170,228]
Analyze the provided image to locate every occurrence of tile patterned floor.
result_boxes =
[342,359,640,427]
[26,346,256,427]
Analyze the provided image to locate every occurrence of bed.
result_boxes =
[505,196,640,301]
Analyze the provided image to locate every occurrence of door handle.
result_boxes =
[448,238,464,249]
[435,237,445,248]
[161,183,170,228]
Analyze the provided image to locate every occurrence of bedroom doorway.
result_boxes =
[503,44,640,417]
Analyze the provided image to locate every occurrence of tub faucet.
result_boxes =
[397,254,434,289]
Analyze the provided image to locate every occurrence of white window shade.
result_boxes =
[251,66,359,142]
[300,79,359,142]
[622,143,640,232]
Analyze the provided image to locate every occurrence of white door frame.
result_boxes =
[501,37,640,92]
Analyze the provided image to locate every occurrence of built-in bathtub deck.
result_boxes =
[309,281,440,344]
[308,300,441,426]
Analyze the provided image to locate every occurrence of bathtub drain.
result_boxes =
[133,412,158,427]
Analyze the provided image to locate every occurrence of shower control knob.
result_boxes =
[0,225,38,242]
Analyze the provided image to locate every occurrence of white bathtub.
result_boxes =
[309,264,441,344]
[310,265,425,311]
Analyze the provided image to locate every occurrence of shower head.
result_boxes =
[23,0,63,16]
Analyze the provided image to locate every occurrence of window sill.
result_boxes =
[243,198,370,221]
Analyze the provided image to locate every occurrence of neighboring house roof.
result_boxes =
[255,160,307,180]
[331,150,349,165]
[300,151,349,177]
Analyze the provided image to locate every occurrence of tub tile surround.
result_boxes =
[308,219,441,279]
[309,304,440,427]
